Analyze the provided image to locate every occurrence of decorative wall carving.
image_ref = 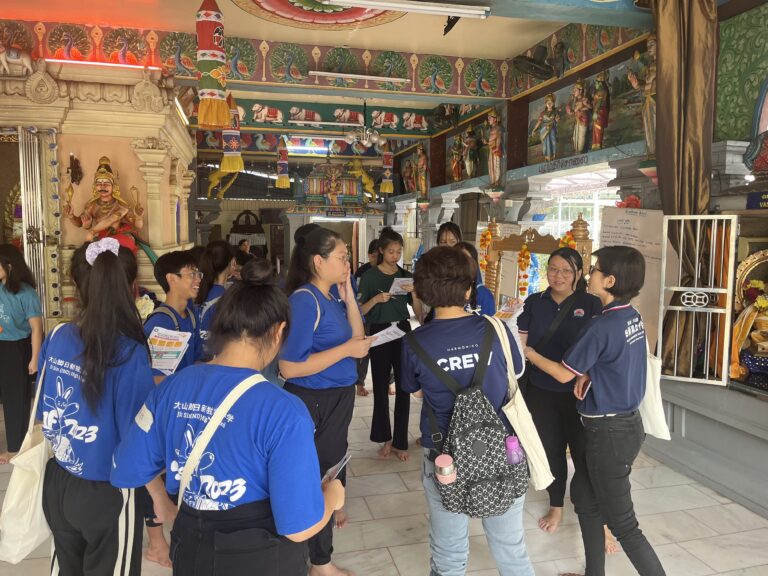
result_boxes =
[131,70,165,113]
[23,59,58,104]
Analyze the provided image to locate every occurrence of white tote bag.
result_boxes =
[0,323,65,563]
[639,338,671,440]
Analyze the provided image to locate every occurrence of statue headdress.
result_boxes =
[90,156,127,205]
[544,92,556,104]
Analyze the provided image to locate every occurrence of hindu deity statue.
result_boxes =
[566,79,591,154]
[484,109,504,188]
[531,93,560,162]
[415,143,429,199]
[628,34,656,158]
[64,156,144,252]
[462,127,478,179]
[450,136,463,182]
[591,70,611,150]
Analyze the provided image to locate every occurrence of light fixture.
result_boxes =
[289,134,349,141]
[288,119,364,127]
[45,58,162,71]
[308,70,410,84]
[288,146,330,154]
[344,100,382,148]
[320,0,490,19]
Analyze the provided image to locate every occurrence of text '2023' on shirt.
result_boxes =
[561,302,647,416]
[400,315,524,449]
[35,323,155,481]
[110,364,324,536]
[280,283,356,390]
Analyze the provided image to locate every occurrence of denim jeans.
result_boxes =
[571,412,666,576]
[422,450,535,576]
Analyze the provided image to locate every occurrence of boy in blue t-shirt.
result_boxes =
[144,250,202,384]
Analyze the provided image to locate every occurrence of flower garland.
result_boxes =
[478,229,492,271]
[559,230,576,249]
[517,243,531,296]
[616,194,642,209]
[745,279,768,312]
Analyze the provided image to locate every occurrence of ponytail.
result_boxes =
[285,227,341,294]
[196,240,235,305]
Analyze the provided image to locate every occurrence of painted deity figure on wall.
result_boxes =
[401,159,416,194]
[566,79,592,154]
[450,136,463,182]
[591,70,611,150]
[64,156,144,252]
[628,34,656,158]
[462,127,478,178]
[416,143,429,199]
[531,93,560,162]
[484,109,504,188]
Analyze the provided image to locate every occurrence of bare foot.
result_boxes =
[604,525,619,555]
[310,563,356,576]
[0,451,17,465]
[356,385,369,397]
[538,506,563,533]
[415,437,422,447]
[334,508,348,529]
[388,383,395,396]
[392,447,410,462]
[145,526,172,568]
[377,441,392,459]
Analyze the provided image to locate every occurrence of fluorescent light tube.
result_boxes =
[288,120,364,127]
[320,0,490,18]
[289,134,349,140]
[308,70,411,83]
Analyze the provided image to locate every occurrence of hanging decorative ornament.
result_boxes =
[478,228,492,271]
[559,230,577,249]
[517,242,531,296]
[276,136,290,189]
[380,142,394,194]
[220,93,244,173]
[196,0,230,129]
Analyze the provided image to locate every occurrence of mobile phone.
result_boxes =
[322,452,351,483]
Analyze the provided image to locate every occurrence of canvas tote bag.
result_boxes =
[639,338,671,440]
[485,316,554,491]
[0,323,65,563]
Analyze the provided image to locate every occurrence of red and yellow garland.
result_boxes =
[478,229,492,271]
[517,243,531,296]
[559,231,576,249]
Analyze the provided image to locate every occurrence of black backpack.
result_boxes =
[405,320,528,518]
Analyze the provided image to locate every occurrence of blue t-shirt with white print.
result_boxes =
[400,315,524,449]
[198,284,226,359]
[110,364,324,536]
[35,323,154,481]
[280,283,356,390]
[143,303,200,377]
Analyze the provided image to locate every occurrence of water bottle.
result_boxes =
[434,454,457,485]
[505,436,525,465]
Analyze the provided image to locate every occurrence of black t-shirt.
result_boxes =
[354,262,373,281]
[517,289,602,392]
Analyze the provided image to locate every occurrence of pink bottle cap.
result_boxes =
[434,454,457,484]
[435,454,453,468]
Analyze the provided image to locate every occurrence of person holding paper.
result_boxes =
[280,226,369,576]
[112,258,344,576]
[358,227,420,462]
[35,239,171,576]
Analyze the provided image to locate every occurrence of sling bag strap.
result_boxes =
[404,319,495,451]
[178,373,267,509]
[533,292,577,350]
[294,288,321,332]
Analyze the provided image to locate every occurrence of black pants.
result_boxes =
[571,412,666,576]
[42,459,142,576]
[525,384,584,508]
[0,337,33,453]
[284,382,355,566]
[170,500,308,576]
[368,322,411,451]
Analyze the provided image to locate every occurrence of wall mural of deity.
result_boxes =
[231,0,404,30]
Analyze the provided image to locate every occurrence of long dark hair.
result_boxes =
[71,242,146,412]
[437,222,462,246]
[548,247,587,292]
[208,258,290,359]
[376,227,404,265]
[456,241,480,311]
[196,240,234,305]
[285,227,341,294]
[0,244,37,294]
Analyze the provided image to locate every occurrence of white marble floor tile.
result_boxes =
[632,485,721,516]
[365,491,430,519]
[688,481,733,504]
[333,513,430,554]
[524,498,580,527]
[718,567,768,576]
[638,510,719,545]
[631,464,693,489]
[685,503,768,535]
[398,470,425,492]
[332,548,399,576]
[679,528,768,572]
[346,473,409,498]
[343,496,373,523]
[523,523,585,562]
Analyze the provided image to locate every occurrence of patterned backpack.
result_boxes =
[405,320,529,518]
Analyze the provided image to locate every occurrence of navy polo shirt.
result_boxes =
[562,302,647,416]
[518,289,602,392]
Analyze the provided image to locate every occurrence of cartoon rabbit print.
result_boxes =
[42,376,84,474]
[171,424,216,509]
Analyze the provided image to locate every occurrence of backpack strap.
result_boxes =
[186,306,197,330]
[145,305,179,331]
[534,293,576,350]
[294,288,321,332]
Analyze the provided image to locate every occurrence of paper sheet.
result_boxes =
[389,277,413,296]
[147,326,191,375]
[369,324,407,347]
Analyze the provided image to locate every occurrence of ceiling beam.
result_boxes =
[489,0,653,28]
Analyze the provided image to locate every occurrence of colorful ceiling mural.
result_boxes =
[230,0,404,30]
[196,131,385,158]
[509,23,646,97]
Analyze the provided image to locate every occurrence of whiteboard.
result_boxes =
[599,207,676,352]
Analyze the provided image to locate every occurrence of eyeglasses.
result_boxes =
[547,266,574,277]
[588,265,604,276]
[174,270,203,280]
[329,253,351,263]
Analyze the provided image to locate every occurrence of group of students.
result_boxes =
[0,218,666,576]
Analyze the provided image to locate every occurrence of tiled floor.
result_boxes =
[3,389,768,575]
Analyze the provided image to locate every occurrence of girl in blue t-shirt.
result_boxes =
[0,244,43,464]
[280,226,370,576]
[35,239,172,576]
[524,246,666,576]
[112,257,344,576]
[195,240,235,359]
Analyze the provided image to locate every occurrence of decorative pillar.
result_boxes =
[132,138,169,248]
[179,170,195,244]
[484,218,502,303]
